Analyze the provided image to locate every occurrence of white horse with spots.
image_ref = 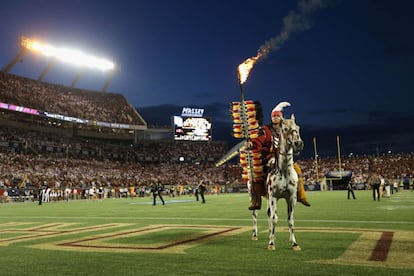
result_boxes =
[266,114,304,250]
[248,114,304,248]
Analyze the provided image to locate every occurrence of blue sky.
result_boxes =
[1,0,413,157]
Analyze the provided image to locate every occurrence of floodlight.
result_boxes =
[20,36,115,71]
[2,36,118,92]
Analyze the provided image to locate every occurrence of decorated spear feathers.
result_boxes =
[230,100,264,183]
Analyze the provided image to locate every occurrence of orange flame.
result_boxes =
[238,52,263,84]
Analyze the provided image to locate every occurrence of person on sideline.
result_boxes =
[347,180,356,200]
[151,180,165,205]
[196,182,206,204]
[367,169,381,201]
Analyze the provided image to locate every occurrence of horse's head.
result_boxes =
[282,114,304,154]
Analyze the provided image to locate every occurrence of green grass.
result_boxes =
[0,190,413,275]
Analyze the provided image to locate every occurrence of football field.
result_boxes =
[0,190,413,275]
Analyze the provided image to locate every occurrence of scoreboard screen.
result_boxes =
[173,116,212,141]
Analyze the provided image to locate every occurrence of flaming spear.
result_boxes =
[215,56,264,169]
[232,0,327,188]
[235,53,265,184]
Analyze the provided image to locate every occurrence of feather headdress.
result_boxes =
[271,101,290,117]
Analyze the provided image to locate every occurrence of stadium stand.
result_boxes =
[0,71,237,202]
[0,71,413,203]
[297,154,414,191]
[0,71,146,125]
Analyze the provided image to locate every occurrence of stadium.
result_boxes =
[1,37,414,275]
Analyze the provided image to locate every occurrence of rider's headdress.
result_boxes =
[271,101,290,117]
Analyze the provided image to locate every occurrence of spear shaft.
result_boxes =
[238,82,253,184]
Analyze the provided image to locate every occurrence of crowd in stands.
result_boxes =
[0,71,413,203]
[0,123,233,203]
[0,124,227,163]
[0,72,145,125]
[297,154,414,188]
[1,119,413,203]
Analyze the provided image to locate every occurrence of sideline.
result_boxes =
[3,216,414,224]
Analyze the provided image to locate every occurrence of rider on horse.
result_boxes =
[246,101,311,210]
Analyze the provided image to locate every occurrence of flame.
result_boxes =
[237,52,263,84]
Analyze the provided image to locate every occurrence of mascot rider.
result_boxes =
[246,101,311,210]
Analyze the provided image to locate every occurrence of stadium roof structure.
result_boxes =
[2,36,118,92]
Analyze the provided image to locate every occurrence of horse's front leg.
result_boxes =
[267,194,278,250]
[252,210,258,240]
[287,195,301,251]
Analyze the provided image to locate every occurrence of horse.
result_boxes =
[247,114,304,248]
[266,113,304,250]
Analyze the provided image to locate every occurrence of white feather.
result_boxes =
[272,101,291,113]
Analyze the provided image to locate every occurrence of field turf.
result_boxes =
[0,190,413,275]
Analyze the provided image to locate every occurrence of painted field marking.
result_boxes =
[0,222,129,246]
[295,227,414,269]
[1,222,413,269]
[30,224,247,253]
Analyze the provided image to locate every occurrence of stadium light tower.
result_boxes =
[2,36,118,92]
[2,39,28,73]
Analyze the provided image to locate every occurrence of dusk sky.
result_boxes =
[1,0,413,157]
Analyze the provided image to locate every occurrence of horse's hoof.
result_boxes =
[292,244,301,251]
[268,244,276,250]
[252,236,258,241]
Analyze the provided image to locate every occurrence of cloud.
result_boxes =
[136,104,181,126]
[203,102,231,122]
[301,111,414,156]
